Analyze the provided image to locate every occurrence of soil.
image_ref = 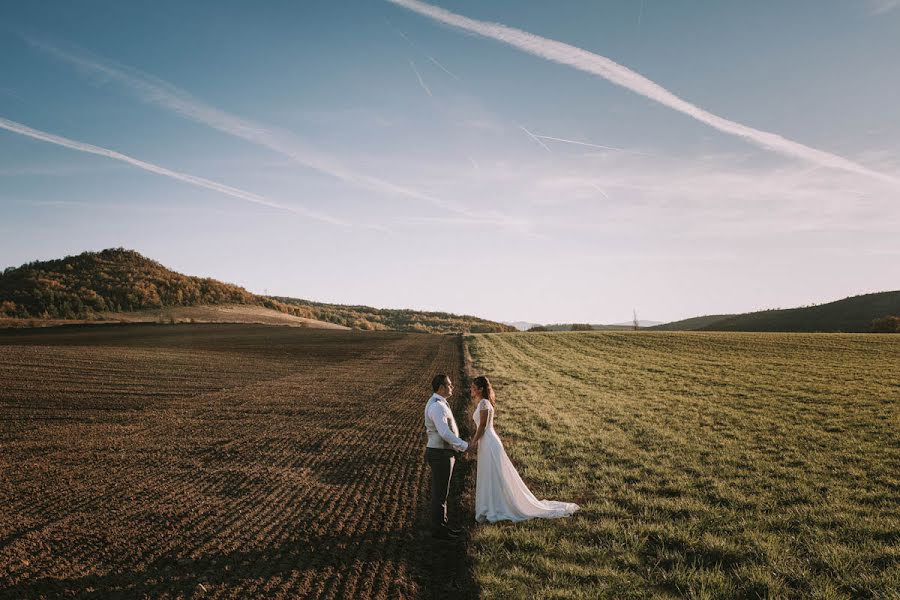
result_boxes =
[0,323,477,599]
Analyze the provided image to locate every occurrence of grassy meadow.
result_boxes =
[465,331,899,599]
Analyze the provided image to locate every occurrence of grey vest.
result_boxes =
[424,396,459,449]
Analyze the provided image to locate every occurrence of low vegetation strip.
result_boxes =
[465,331,900,599]
[274,296,515,334]
[0,324,473,598]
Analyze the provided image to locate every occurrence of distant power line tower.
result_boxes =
[633,309,639,331]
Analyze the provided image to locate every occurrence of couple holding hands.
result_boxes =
[424,374,579,540]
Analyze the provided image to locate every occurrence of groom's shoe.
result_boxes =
[431,526,460,541]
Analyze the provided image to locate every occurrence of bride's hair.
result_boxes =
[473,375,495,405]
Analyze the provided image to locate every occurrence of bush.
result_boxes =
[871,316,900,333]
[0,300,17,317]
[571,324,594,331]
[527,325,549,332]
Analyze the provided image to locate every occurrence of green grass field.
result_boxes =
[465,332,899,599]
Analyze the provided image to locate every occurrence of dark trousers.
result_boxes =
[425,447,456,533]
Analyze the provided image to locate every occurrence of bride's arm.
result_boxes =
[469,404,489,448]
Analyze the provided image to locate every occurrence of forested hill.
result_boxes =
[0,249,514,333]
[0,249,264,318]
[701,291,900,333]
[649,314,736,331]
[273,297,516,334]
[651,292,900,333]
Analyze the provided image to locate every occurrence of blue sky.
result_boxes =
[1,0,898,324]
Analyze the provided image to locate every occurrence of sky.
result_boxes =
[1,0,898,325]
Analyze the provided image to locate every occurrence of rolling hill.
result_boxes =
[541,323,635,331]
[504,321,543,331]
[0,248,514,333]
[273,297,516,334]
[513,320,662,331]
[538,322,664,331]
[651,291,900,333]
[613,319,664,327]
[650,314,736,331]
[99,304,349,329]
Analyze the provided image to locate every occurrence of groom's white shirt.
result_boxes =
[425,393,468,452]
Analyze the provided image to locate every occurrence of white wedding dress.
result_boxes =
[473,398,579,523]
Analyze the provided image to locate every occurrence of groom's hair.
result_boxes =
[431,374,449,392]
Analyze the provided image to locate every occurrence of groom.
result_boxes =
[424,374,469,540]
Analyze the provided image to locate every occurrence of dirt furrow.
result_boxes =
[0,324,477,599]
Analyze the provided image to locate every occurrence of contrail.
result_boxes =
[409,59,433,97]
[533,134,636,153]
[518,124,552,153]
[385,0,900,185]
[386,19,462,81]
[0,116,346,225]
[26,37,526,226]
[427,55,462,81]
[388,21,416,45]
[588,183,611,199]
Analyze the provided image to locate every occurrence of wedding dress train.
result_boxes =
[473,398,579,523]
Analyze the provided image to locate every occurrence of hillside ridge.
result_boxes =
[0,248,514,333]
[651,292,900,333]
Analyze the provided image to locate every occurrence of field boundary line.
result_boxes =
[443,333,480,599]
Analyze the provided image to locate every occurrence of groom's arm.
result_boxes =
[428,403,468,452]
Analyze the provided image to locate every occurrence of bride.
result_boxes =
[469,375,579,523]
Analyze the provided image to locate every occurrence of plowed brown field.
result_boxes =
[0,324,475,599]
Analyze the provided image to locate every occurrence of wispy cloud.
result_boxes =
[529,155,900,237]
[386,0,900,186]
[870,0,900,14]
[0,116,346,225]
[378,142,898,244]
[26,37,529,230]
[392,215,536,233]
[26,37,395,196]
[24,198,258,218]
[0,88,24,102]
[409,59,432,97]
[0,162,124,177]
